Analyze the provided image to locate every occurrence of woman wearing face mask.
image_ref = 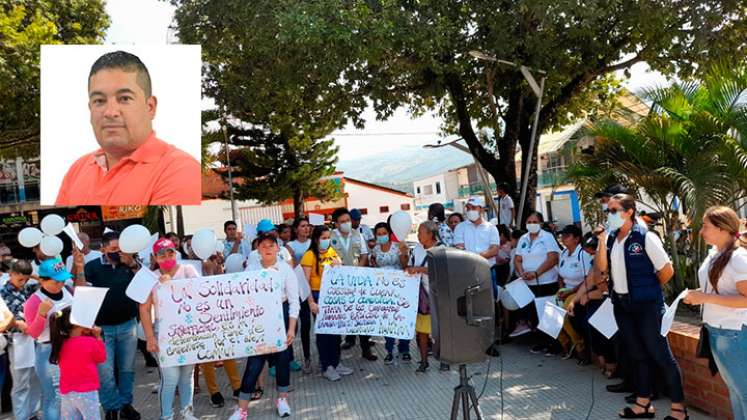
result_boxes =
[301,226,348,382]
[447,213,464,234]
[370,222,411,364]
[683,206,747,419]
[511,211,561,356]
[595,194,685,420]
[140,238,200,420]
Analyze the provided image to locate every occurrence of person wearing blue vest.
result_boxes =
[594,194,687,420]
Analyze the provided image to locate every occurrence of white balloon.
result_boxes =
[119,224,152,253]
[18,227,43,248]
[40,235,64,257]
[192,229,217,260]
[389,211,412,242]
[215,240,224,254]
[500,290,519,311]
[224,254,245,274]
[40,214,65,236]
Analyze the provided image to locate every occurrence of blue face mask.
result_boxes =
[319,239,331,250]
[376,234,390,245]
[607,212,625,230]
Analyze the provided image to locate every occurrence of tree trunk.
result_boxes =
[293,186,304,218]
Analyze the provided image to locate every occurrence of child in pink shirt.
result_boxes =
[49,306,106,420]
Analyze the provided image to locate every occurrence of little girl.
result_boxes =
[49,306,106,420]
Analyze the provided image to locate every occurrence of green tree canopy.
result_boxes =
[0,0,109,159]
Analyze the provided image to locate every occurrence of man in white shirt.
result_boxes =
[454,197,500,265]
[65,232,103,273]
[496,183,515,228]
[223,220,250,259]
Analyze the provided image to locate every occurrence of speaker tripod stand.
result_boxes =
[450,364,484,420]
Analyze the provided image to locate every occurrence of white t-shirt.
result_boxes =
[497,195,514,226]
[610,231,670,295]
[516,230,562,285]
[286,239,311,264]
[411,244,430,293]
[223,239,251,259]
[247,247,293,270]
[558,246,593,288]
[246,259,300,319]
[454,220,501,265]
[358,224,374,242]
[698,247,747,330]
[65,250,102,272]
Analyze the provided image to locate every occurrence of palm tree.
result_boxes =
[568,63,747,294]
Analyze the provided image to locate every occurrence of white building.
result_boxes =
[343,177,415,227]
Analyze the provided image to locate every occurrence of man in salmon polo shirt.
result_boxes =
[55,50,200,205]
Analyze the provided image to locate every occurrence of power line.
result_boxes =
[331,131,441,136]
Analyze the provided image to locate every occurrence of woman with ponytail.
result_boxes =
[594,194,686,419]
[684,206,747,419]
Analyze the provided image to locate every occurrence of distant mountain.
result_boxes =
[336,146,474,194]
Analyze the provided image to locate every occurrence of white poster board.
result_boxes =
[314,266,419,339]
[155,270,287,367]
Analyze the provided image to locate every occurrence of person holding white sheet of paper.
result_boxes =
[595,193,686,420]
[512,211,561,356]
[286,217,314,374]
[139,238,200,420]
[48,306,106,420]
[0,259,41,420]
[65,232,102,275]
[232,232,299,420]
[683,206,747,419]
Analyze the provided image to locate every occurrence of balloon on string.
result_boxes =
[389,211,412,242]
[500,290,520,311]
[215,240,224,254]
[192,229,217,260]
[119,224,151,253]
[18,227,43,248]
[224,254,245,274]
[40,214,65,236]
[40,235,64,257]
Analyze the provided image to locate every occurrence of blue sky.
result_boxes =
[104,0,670,161]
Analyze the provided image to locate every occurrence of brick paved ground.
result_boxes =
[1,335,714,419]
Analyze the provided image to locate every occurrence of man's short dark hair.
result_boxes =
[9,259,32,276]
[89,51,152,97]
[224,221,237,232]
[331,208,350,223]
[101,231,120,247]
[498,182,511,193]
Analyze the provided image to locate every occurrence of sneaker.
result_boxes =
[120,404,141,420]
[228,408,248,420]
[277,397,291,418]
[509,323,531,338]
[232,389,240,401]
[416,361,429,373]
[269,366,276,377]
[401,353,412,363]
[384,354,394,365]
[323,366,341,381]
[302,358,313,374]
[335,363,354,376]
[544,346,561,357]
[180,407,199,420]
[529,345,545,354]
[439,362,450,372]
[210,392,225,408]
[341,341,355,350]
[105,411,119,420]
[290,360,302,371]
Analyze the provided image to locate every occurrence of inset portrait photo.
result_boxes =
[40,45,202,206]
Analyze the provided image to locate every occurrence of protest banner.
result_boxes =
[155,270,287,367]
[314,265,419,340]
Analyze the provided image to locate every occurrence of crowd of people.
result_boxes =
[0,183,744,419]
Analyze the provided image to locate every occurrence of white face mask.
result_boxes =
[607,212,625,230]
[339,222,352,233]
[526,223,541,234]
[466,210,480,222]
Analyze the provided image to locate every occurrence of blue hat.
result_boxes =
[38,257,72,282]
[350,209,362,221]
[256,219,276,234]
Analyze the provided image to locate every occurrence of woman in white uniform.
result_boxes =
[684,206,747,419]
[556,225,593,361]
[512,211,561,355]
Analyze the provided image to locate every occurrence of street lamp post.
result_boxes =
[469,50,547,226]
[221,107,238,222]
